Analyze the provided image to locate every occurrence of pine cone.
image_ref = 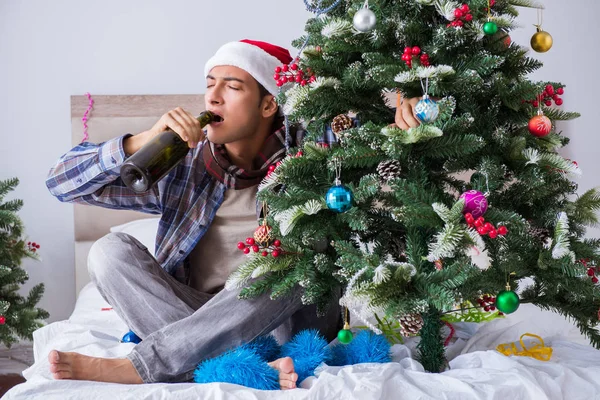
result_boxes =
[528,225,551,243]
[377,160,402,182]
[331,114,353,135]
[399,313,424,337]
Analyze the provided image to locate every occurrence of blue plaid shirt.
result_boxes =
[46,126,337,280]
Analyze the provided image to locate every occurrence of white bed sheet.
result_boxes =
[5,282,600,400]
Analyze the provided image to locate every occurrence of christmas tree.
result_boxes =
[227,0,600,372]
[0,178,48,348]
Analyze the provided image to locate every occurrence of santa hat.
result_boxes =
[204,39,293,96]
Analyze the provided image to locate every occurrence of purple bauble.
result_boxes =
[460,190,488,219]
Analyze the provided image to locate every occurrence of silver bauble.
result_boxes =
[353,8,376,32]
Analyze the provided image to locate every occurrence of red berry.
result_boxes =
[282,64,289,72]
[291,63,298,71]
[252,245,259,253]
[402,54,411,61]
[309,76,316,82]
[246,238,255,245]
[461,4,470,13]
[275,66,282,73]
[477,226,487,235]
[27,241,31,245]
[488,229,498,239]
[295,75,303,83]
[268,165,276,172]
[273,73,280,80]
[490,306,496,311]
[454,9,463,18]
[404,46,412,54]
[497,226,508,235]
[261,251,268,257]
[588,268,596,277]
[484,306,490,312]
[474,219,484,228]
[0,316,5,325]
[31,248,36,252]
[498,312,504,316]
[243,247,250,254]
[545,85,554,95]
[296,151,303,157]
[477,216,486,224]
[532,100,539,107]
[297,69,304,76]
[465,14,473,22]
[237,242,245,250]
[483,222,494,232]
[545,100,552,107]
[273,240,281,247]
[455,20,464,27]
[32,242,37,247]
[593,277,599,284]
[464,213,473,220]
[276,80,283,87]
[557,87,564,95]
[412,46,421,55]
[301,80,307,86]
[555,98,563,106]
[272,250,281,258]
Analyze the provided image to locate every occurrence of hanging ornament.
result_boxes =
[376,160,402,182]
[121,330,142,344]
[459,190,488,219]
[399,313,424,337]
[482,0,498,36]
[495,284,520,314]
[415,77,439,123]
[353,0,376,32]
[331,114,354,137]
[531,9,553,53]
[337,307,353,344]
[401,46,430,69]
[326,159,353,213]
[528,110,552,137]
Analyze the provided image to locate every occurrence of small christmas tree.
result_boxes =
[0,178,48,348]
[227,0,600,372]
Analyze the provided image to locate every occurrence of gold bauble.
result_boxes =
[531,28,553,53]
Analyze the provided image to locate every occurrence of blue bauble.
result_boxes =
[121,330,142,344]
[326,184,353,213]
[415,96,439,123]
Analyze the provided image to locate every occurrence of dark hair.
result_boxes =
[257,81,271,100]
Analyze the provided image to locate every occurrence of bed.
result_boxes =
[5,95,600,399]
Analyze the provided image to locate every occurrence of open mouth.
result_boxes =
[210,112,224,123]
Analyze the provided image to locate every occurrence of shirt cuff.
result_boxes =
[98,134,132,176]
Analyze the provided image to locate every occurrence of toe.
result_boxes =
[280,379,296,390]
[278,357,295,374]
[48,350,60,363]
[52,370,72,380]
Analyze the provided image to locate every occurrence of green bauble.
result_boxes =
[337,328,353,344]
[495,290,520,314]
[483,21,498,36]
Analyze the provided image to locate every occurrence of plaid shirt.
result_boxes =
[46,124,337,280]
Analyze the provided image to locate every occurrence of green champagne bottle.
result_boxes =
[120,111,217,192]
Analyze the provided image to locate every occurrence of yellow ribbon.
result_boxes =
[496,333,553,362]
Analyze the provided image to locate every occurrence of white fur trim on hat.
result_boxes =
[204,41,282,96]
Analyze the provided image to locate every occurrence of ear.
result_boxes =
[261,95,279,119]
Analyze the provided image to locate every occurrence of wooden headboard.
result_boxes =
[70,94,205,294]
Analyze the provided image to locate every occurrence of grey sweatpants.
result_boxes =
[87,232,341,383]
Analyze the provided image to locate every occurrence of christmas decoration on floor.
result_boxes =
[230,0,600,374]
[193,329,391,390]
[496,333,553,361]
[0,178,48,347]
[121,330,142,344]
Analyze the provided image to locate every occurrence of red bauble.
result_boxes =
[528,115,552,137]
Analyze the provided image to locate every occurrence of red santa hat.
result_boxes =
[204,39,293,96]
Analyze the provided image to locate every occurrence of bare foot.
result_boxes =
[48,350,143,384]
[268,356,298,390]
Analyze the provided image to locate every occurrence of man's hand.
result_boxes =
[392,96,421,130]
[124,107,205,155]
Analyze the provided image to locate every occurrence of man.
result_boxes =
[45,39,342,389]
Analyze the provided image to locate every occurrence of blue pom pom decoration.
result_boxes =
[280,329,332,383]
[245,335,281,362]
[325,185,353,213]
[329,330,391,366]
[194,346,279,390]
[121,330,142,344]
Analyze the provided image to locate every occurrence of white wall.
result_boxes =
[0,0,598,323]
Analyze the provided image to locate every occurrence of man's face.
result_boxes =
[204,65,268,145]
